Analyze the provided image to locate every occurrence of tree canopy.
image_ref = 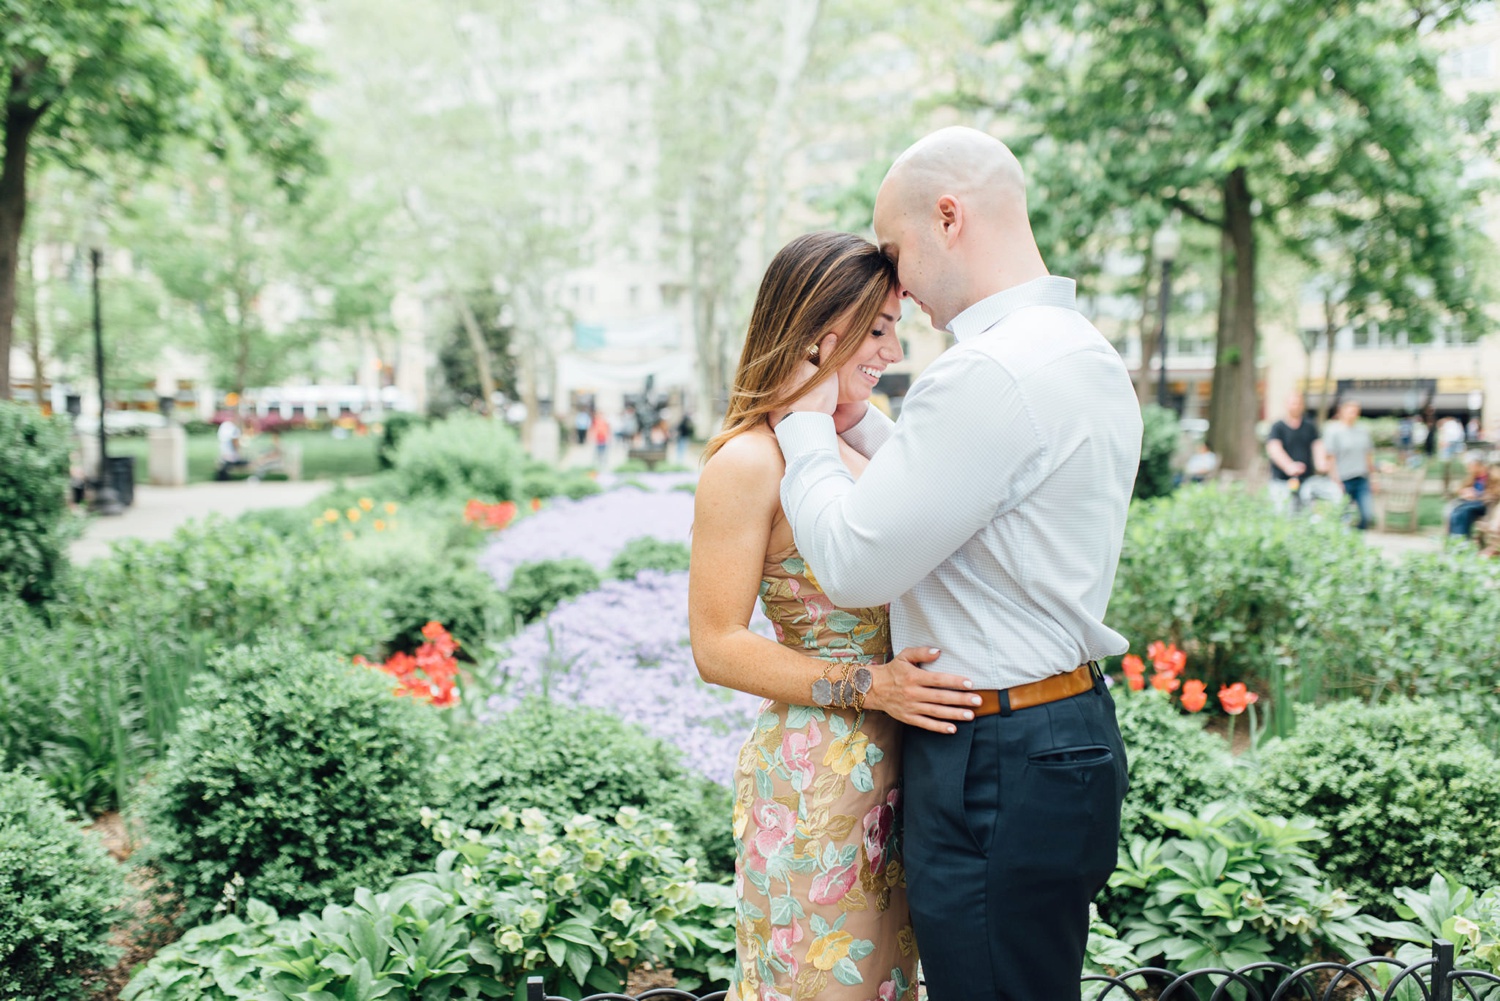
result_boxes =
[991,0,1496,467]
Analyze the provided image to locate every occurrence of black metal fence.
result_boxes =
[525,940,1500,1001]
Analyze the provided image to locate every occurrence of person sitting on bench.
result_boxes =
[215,418,248,480]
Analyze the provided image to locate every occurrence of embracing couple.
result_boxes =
[688,127,1142,1001]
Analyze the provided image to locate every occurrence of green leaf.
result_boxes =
[831,957,864,986]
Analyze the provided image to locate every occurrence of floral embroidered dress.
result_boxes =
[728,543,917,1001]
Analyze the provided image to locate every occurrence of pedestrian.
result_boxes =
[617,405,638,447]
[1323,399,1377,530]
[574,409,590,445]
[215,416,243,481]
[1440,415,1466,461]
[1266,391,1334,513]
[1422,404,1438,460]
[1397,414,1414,457]
[590,411,611,468]
[675,410,695,463]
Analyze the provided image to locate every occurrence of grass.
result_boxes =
[106,429,379,484]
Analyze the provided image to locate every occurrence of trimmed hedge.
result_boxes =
[454,700,735,878]
[0,769,124,1000]
[137,636,455,925]
[1250,699,1500,914]
[0,401,77,606]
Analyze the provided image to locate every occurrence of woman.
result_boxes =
[1449,454,1491,539]
[689,232,976,1000]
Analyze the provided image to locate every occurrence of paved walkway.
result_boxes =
[70,480,344,563]
[1363,528,1445,559]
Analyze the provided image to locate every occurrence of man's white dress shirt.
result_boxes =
[774,276,1142,690]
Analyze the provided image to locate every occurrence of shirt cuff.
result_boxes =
[840,405,895,458]
[774,411,839,460]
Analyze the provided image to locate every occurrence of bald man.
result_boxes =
[771,127,1140,1000]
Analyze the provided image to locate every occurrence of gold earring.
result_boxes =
[808,344,819,357]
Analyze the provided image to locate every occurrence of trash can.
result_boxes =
[105,455,135,507]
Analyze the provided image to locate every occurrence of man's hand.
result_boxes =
[770,332,839,428]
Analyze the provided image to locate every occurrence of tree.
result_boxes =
[0,0,321,398]
[989,0,1495,469]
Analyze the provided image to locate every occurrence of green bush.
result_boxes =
[377,410,427,471]
[123,809,734,1000]
[67,517,386,658]
[0,401,78,606]
[1110,487,1371,698]
[366,554,512,657]
[454,700,734,878]
[517,460,603,501]
[389,413,524,500]
[1134,404,1179,501]
[0,596,207,817]
[507,558,602,621]
[1099,686,1237,923]
[1250,700,1500,913]
[1111,686,1236,847]
[0,769,125,1000]
[137,636,455,926]
[608,536,692,580]
[1110,803,1370,972]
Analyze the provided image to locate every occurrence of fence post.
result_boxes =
[1432,939,1454,1001]
[527,975,547,1001]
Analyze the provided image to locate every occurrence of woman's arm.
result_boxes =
[689,434,980,733]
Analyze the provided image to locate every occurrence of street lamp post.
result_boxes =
[87,220,122,516]
[1152,219,1182,411]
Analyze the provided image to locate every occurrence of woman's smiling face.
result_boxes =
[832,290,904,405]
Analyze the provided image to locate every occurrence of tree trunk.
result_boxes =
[1134,243,1157,406]
[449,288,496,417]
[0,93,46,401]
[758,0,822,268]
[22,238,43,405]
[1206,167,1258,471]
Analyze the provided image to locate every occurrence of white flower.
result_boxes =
[554,872,578,894]
[1454,915,1482,946]
[520,808,548,834]
[583,849,606,872]
[518,907,544,931]
[461,866,480,884]
[536,844,564,867]
[419,806,436,828]
[609,898,634,922]
[615,806,641,829]
[499,929,524,952]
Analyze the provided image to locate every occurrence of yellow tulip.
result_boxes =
[323,509,339,522]
[374,519,386,532]
[384,502,398,514]
[358,498,374,511]
[346,508,361,522]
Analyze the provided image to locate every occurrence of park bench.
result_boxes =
[627,446,668,471]
[1375,466,1425,533]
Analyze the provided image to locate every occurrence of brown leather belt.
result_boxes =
[973,662,1098,717]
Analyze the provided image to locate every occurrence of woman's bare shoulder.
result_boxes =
[697,431,782,504]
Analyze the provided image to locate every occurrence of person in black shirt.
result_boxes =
[1266,391,1333,513]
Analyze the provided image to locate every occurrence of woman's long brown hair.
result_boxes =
[702,232,896,464]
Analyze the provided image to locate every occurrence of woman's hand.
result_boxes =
[770,332,839,428]
[866,647,983,734]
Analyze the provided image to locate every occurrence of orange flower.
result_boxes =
[1148,641,1187,677]
[1218,682,1259,716]
[1150,672,1180,693]
[1180,679,1207,713]
[529,497,543,512]
[1121,654,1145,679]
[1126,674,1146,691]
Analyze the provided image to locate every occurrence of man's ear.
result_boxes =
[937,195,962,246]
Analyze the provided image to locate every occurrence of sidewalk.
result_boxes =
[1362,528,1443,559]
[70,480,345,563]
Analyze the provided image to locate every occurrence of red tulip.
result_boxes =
[1180,679,1207,713]
[1218,682,1259,716]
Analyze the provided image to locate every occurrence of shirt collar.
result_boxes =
[945,276,1078,342]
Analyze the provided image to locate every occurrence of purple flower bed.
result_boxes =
[478,487,696,588]
[483,570,772,786]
